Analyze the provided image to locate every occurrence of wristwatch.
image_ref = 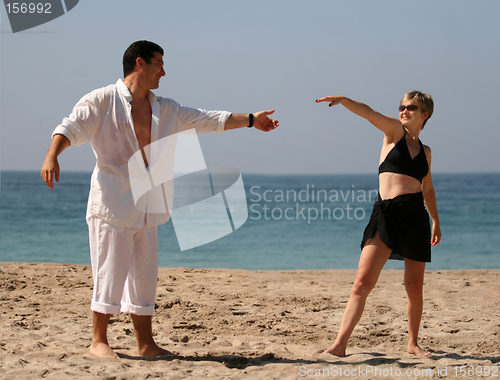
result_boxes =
[247,113,254,128]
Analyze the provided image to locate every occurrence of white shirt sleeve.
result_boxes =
[174,102,231,134]
[52,90,104,146]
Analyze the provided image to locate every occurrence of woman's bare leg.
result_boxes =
[324,232,391,356]
[404,258,431,358]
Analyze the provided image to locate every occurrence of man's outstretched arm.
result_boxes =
[224,110,279,132]
[41,134,70,189]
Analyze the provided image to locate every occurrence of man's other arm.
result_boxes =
[41,134,71,189]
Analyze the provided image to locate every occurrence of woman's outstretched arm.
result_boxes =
[316,96,402,141]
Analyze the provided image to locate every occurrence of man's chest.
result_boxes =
[130,101,152,149]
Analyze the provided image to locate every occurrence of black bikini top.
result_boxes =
[378,132,428,183]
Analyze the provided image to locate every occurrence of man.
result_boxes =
[40,40,278,358]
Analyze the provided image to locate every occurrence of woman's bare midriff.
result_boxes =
[378,172,423,200]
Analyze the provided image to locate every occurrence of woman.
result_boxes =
[316,91,441,358]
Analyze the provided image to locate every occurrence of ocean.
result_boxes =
[1,171,499,270]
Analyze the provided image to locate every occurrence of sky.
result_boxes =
[1,0,499,175]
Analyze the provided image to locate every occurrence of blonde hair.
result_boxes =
[401,91,434,129]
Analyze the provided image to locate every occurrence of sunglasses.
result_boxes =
[399,105,419,112]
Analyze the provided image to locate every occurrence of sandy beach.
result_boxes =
[1,262,499,379]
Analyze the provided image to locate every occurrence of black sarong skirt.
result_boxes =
[361,192,431,262]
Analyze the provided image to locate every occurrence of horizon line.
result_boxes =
[1,169,499,176]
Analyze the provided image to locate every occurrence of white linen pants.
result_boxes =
[88,217,158,316]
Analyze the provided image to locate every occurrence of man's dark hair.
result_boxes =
[123,40,164,78]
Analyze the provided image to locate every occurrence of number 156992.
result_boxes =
[5,3,52,14]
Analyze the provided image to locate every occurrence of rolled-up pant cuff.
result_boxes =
[91,300,155,316]
[90,300,121,315]
[120,302,155,316]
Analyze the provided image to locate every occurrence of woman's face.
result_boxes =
[399,99,428,129]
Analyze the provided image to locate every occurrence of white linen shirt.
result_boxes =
[52,79,230,227]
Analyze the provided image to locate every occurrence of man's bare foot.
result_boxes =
[408,344,431,358]
[323,343,346,357]
[89,342,119,358]
[138,343,173,358]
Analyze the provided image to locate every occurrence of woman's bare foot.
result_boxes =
[408,344,431,358]
[323,343,347,357]
[89,342,119,358]
[138,343,173,358]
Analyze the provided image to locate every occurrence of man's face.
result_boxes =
[144,51,165,89]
